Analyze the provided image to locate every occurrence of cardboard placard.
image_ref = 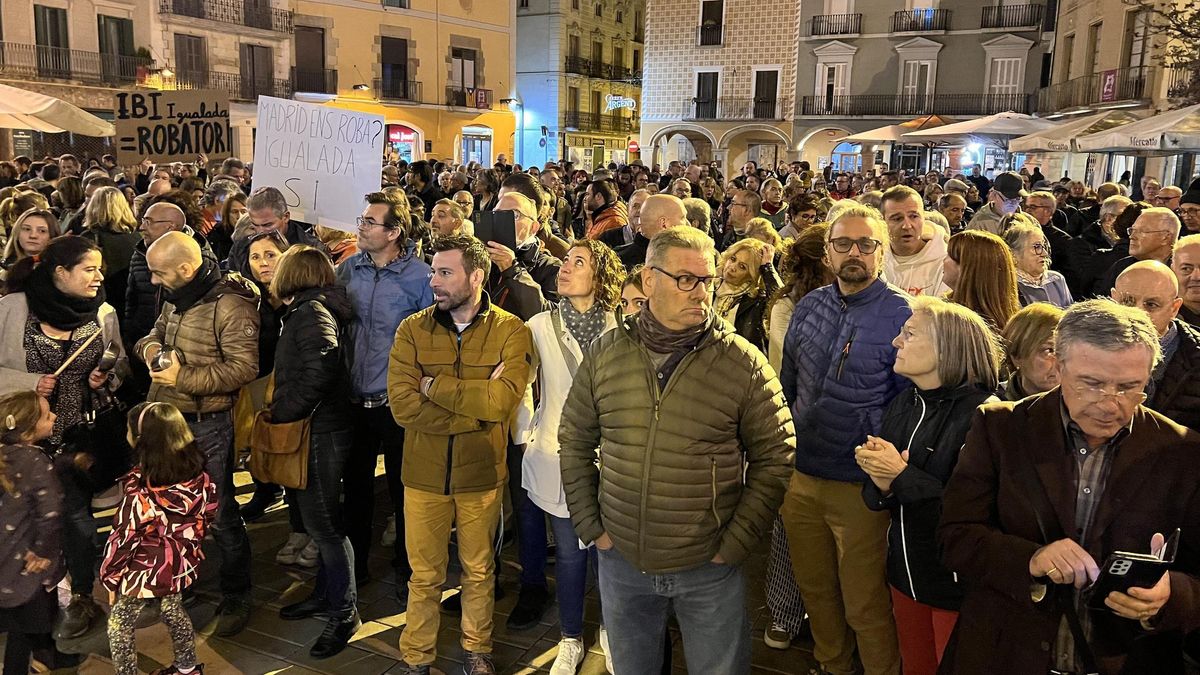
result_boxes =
[114,90,233,165]
[252,96,384,233]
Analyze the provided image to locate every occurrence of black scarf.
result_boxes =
[165,259,221,314]
[637,302,713,355]
[23,264,105,331]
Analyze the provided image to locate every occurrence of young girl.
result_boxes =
[100,402,215,675]
[0,391,63,675]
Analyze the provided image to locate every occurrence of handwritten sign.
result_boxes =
[252,96,384,233]
[114,90,232,165]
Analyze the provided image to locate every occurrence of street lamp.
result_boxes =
[501,97,524,166]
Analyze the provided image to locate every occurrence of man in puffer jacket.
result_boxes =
[779,204,910,675]
[559,226,795,675]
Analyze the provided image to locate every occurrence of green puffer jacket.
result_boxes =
[559,315,795,573]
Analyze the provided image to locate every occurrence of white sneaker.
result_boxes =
[297,539,320,568]
[381,514,397,547]
[549,637,585,675]
[275,533,310,565]
[599,626,613,674]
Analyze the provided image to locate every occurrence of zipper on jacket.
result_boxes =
[443,330,464,496]
[899,392,927,600]
[710,458,722,530]
[836,326,857,380]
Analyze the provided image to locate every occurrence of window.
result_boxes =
[97,15,134,82]
[981,35,1033,98]
[699,0,724,45]
[381,37,410,99]
[572,0,579,9]
[1083,23,1101,75]
[988,57,1021,94]
[294,26,326,73]
[449,47,477,106]
[632,49,641,74]
[519,0,529,6]
[568,34,580,58]
[568,86,580,112]
[613,45,624,70]
[34,4,69,68]
[695,70,719,118]
[752,69,780,119]
[819,63,847,100]
[240,44,273,98]
[382,0,409,7]
[174,34,207,88]
[1121,10,1147,70]
[592,40,603,64]
[617,10,623,23]
[595,3,602,17]
[1060,33,1075,80]
[901,60,933,97]
[813,40,858,109]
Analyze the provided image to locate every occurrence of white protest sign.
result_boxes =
[253,96,385,232]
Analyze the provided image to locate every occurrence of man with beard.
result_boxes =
[388,234,531,675]
[779,204,909,675]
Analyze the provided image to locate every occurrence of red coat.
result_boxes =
[938,389,1200,674]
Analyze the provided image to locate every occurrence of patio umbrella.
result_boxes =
[0,84,114,136]
[839,114,957,144]
[1074,103,1200,153]
[1008,110,1143,153]
[902,111,1058,147]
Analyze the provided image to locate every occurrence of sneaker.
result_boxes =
[279,595,330,621]
[599,625,613,674]
[505,584,549,630]
[381,515,397,546]
[55,593,100,639]
[764,621,793,650]
[275,533,310,566]
[214,594,252,637]
[309,611,361,659]
[549,637,585,675]
[462,651,496,675]
[297,540,320,568]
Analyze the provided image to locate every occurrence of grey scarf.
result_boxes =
[559,299,606,347]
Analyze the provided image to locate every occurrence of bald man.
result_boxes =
[135,229,261,637]
[619,194,686,270]
[1173,235,1200,327]
[131,177,174,217]
[1112,260,1200,429]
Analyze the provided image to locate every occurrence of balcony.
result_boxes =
[682,97,788,121]
[291,67,337,95]
[159,0,293,34]
[811,13,863,36]
[1036,66,1151,113]
[799,93,1033,116]
[562,111,637,133]
[173,70,292,101]
[698,23,723,46]
[1167,65,1199,101]
[892,8,951,32]
[0,42,150,86]
[564,56,633,82]
[445,86,493,109]
[375,78,422,102]
[981,3,1043,29]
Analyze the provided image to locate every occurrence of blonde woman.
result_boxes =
[1,209,60,284]
[82,186,140,318]
[715,237,781,353]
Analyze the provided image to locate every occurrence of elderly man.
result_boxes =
[1097,206,1181,297]
[618,194,686,270]
[1173,234,1200,327]
[880,185,949,297]
[939,300,1200,674]
[937,193,968,233]
[1153,185,1183,212]
[1179,180,1200,236]
[559,226,795,674]
[226,186,325,272]
[722,189,762,251]
[429,198,468,238]
[1111,261,1200,430]
[966,171,1027,234]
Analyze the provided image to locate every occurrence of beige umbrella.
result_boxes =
[1008,110,1143,153]
[839,114,957,144]
[0,83,114,136]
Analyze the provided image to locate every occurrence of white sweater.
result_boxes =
[883,234,951,298]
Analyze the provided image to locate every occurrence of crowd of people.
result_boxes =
[0,147,1198,675]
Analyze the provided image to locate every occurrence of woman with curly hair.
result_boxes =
[715,237,781,353]
[943,230,1021,330]
[767,223,833,373]
[520,237,625,674]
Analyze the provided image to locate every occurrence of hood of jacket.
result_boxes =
[126,467,213,520]
[202,271,259,306]
[285,284,354,326]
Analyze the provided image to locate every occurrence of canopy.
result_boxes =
[902,111,1058,146]
[0,84,114,136]
[1007,110,1143,153]
[1074,103,1200,153]
[839,114,957,144]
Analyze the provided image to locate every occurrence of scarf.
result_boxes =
[23,263,105,331]
[714,281,751,321]
[165,259,221,314]
[1016,266,1047,287]
[559,299,606,347]
[637,302,713,355]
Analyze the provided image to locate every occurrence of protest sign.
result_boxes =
[114,90,232,165]
[252,96,384,232]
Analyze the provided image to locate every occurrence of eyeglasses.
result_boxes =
[355,216,393,230]
[1153,196,1180,204]
[828,237,882,254]
[1030,242,1051,255]
[1071,381,1147,406]
[1128,228,1171,238]
[454,200,473,207]
[730,202,752,208]
[651,266,723,292]
[140,216,177,227]
[495,208,535,221]
[1180,207,1200,218]
[1026,203,1055,212]
[797,213,818,221]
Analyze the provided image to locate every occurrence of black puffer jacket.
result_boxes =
[123,227,216,347]
[728,262,781,355]
[862,384,996,610]
[271,285,353,434]
[485,242,559,321]
[1148,319,1200,431]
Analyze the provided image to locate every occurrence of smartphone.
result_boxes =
[1086,529,1179,610]
[474,210,518,251]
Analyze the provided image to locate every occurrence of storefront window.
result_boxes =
[387,124,418,162]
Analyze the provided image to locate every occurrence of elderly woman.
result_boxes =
[923,183,944,210]
[715,237,781,353]
[1003,220,1073,308]
[998,303,1063,401]
[858,296,1001,675]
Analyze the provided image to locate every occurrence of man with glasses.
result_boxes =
[559,226,794,674]
[939,300,1200,674]
[881,185,949,297]
[1098,207,1181,300]
[829,172,856,201]
[337,191,433,605]
[1178,180,1200,236]
[780,204,909,675]
[967,171,1027,235]
[227,186,325,273]
[1172,234,1200,327]
[1153,185,1183,213]
[722,189,761,251]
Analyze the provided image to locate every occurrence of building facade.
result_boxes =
[293,0,516,166]
[794,0,1053,174]
[516,0,645,170]
[640,0,800,171]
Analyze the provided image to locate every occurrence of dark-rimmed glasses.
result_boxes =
[651,266,723,292]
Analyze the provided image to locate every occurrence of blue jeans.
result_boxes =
[189,411,252,596]
[597,546,749,675]
[292,429,356,617]
[548,515,593,638]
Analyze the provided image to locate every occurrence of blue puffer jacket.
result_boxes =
[337,247,433,399]
[781,278,912,482]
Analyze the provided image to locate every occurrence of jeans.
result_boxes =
[344,405,408,580]
[597,546,750,675]
[189,411,252,596]
[292,429,356,616]
[56,462,98,594]
[548,514,592,638]
[509,441,546,589]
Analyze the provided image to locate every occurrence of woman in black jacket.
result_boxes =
[713,237,780,354]
[856,296,1001,675]
[266,245,358,659]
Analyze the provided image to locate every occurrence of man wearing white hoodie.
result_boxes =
[881,185,951,297]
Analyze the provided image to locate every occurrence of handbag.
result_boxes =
[60,386,132,489]
[247,376,310,489]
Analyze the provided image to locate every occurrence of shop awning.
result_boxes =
[1007,110,1143,153]
[0,83,114,136]
[902,111,1058,147]
[1073,103,1200,153]
[838,114,958,144]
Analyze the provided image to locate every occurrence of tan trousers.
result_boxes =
[400,486,502,666]
[781,471,900,675]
